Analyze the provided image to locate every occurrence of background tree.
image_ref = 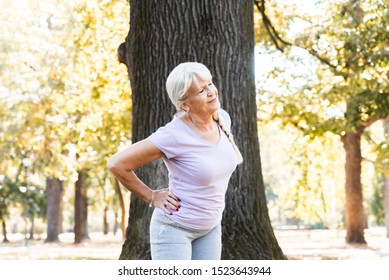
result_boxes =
[74,171,89,243]
[118,0,285,259]
[256,0,388,243]
[45,178,63,242]
[380,118,389,237]
[0,177,21,242]
[1,0,131,240]
[64,0,132,243]
[20,182,46,240]
[113,179,126,239]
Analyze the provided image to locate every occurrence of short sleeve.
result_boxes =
[148,125,179,159]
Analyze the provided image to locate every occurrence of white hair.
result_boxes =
[166,62,212,111]
[166,62,243,165]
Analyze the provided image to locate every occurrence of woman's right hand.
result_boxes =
[151,188,181,215]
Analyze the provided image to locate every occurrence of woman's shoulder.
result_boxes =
[148,117,182,158]
[218,108,232,128]
[148,116,185,142]
[163,115,184,131]
[218,108,231,119]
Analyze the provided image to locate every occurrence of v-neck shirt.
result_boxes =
[148,109,237,230]
[177,116,221,145]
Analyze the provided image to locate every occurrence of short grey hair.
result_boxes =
[166,62,212,111]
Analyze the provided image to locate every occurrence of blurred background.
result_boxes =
[0,0,388,259]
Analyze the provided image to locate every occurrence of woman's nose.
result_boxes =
[207,88,215,96]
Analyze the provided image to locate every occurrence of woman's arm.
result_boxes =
[107,138,180,214]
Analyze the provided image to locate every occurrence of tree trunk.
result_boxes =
[1,220,9,243]
[74,171,88,244]
[29,217,34,240]
[45,177,63,243]
[83,195,90,240]
[115,179,126,240]
[113,211,118,236]
[383,118,389,238]
[119,0,285,260]
[103,206,109,235]
[341,129,366,244]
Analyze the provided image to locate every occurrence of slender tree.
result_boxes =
[114,179,127,240]
[118,0,285,259]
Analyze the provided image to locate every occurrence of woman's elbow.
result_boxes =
[107,156,133,176]
[107,157,119,173]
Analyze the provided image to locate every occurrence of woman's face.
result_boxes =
[184,76,220,116]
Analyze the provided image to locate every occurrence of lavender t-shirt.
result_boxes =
[148,109,237,230]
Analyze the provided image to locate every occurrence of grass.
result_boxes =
[0,232,123,260]
[275,226,389,260]
[1,227,388,260]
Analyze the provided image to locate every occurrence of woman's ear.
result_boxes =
[179,101,190,112]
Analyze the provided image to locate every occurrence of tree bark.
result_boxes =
[119,0,285,259]
[341,129,367,244]
[45,177,63,243]
[383,118,389,238]
[74,171,88,244]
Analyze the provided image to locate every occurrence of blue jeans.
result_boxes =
[150,210,222,260]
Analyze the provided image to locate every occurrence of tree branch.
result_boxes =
[254,0,285,52]
[362,115,381,129]
[254,0,340,72]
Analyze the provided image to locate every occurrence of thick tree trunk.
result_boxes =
[119,0,285,259]
[2,220,9,243]
[115,179,126,240]
[45,177,63,243]
[341,129,366,244]
[383,118,389,238]
[74,171,88,244]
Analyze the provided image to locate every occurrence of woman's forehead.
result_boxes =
[190,77,209,90]
[192,74,211,85]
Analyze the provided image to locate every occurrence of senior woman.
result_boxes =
[107,62,243,260]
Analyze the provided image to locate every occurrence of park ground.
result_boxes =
[0,227,388,260]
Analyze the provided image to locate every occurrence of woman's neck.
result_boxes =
[186,113,215,133]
